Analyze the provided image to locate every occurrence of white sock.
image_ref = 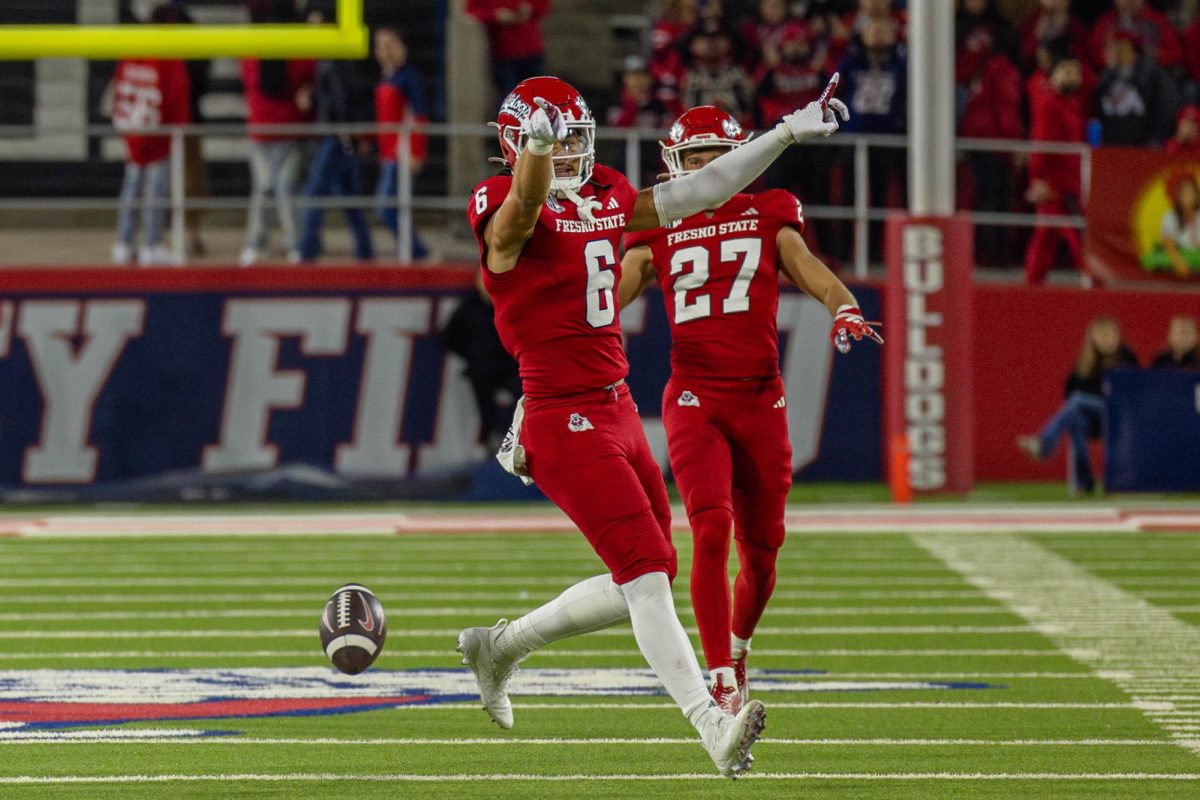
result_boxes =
[732,634,752,660]
[710,666,735,688]
[495,574,629,661]
[622,571,715,731]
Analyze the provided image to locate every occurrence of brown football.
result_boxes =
[319,584,388,675]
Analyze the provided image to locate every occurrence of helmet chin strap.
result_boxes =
[558,184,601,223]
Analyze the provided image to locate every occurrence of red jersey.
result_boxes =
[112,59,190,165]
[469,164,638,398]
[624,190,803,380]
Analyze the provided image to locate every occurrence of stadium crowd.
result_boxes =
[108,0,1200,282]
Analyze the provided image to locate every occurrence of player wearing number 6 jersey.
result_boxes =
[457,75,848,778]
[619,105,883,716]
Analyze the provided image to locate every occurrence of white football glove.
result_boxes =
[775,72,850,145]
[523,97,567,156]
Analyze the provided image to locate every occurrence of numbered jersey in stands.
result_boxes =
[624,189,804,380]
[468,163,638,398]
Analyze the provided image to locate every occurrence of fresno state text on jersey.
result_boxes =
[625,189,804,380]
[469,163,638,397]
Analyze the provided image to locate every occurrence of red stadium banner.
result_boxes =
[884,215,975,495]
[1086,147,1200,284]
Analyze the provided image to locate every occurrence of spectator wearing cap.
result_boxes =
[608,55,670,187]
[1095,28,1180,147]
[680,18,755,128]
[1024,51,1086,285]
[1088,0,1182,72]
[1167,106,1200,158]
[956,0,1023,266]
[609,56,670,129]
[757,20,833,255]
[1151,316,1200,369]
[648,0,697,119]
[1018,0,1089,75]
[465,0,550,98]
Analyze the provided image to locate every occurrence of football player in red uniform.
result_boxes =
[456,75,848,778]
[619,105,882,715]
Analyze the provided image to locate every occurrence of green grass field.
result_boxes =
[0,504,1198,798]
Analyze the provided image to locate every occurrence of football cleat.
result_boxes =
[733,648,749,707]
[711,673,742,716]
[701,698,766,778]
[456,619,518,730]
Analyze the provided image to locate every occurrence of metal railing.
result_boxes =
[0,120,1091,276]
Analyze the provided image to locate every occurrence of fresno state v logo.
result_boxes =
[0,668,997,739]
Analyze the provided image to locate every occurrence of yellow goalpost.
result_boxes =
[0,0,367,59]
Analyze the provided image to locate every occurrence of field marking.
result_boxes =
[2,506,1198,538]
[0,605,1011,620]
[0,590,997,604]
[1,772,1198,784]
[0,736,1187,747]
[914,532,1200,758]
[0,648,1066,659]
[0,576,975,588]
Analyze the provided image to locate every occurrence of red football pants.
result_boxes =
[662,375,792,670]
[523,383,676,585]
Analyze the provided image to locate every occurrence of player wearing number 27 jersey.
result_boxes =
[620,105,883,716]
[457,76,849,779]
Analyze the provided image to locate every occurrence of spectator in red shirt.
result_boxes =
[465,0,550,98]
[374,26,430,261]
[607,56,670,187]
[1167,105,1200,158]
[1024,52,1087,285]
[110,7,191,266]
[648,0,697,118]
[956,0,1022,265]
[240,1,316,265]
[1018,0,1089,74]
[740,0,793,74]
[755,22,823,126]
[1088,0,1182,71]
[1181,15,1200,91]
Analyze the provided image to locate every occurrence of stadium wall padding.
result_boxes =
[0,267,882,500]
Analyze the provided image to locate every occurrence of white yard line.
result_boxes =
[0,772,1197,784]
[0,736,1186,747]
[913,532,1200,758]
[1,506,1196,538]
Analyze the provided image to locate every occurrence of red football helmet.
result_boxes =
[660,106,751,178]
[491,76,595,192]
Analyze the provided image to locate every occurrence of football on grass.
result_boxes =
[319,584,388,674]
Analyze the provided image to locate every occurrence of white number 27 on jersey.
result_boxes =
[670,237,762,324]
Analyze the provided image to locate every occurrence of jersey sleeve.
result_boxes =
[467,174,515,273]
[760,188,805,234]
[467,175,514,243]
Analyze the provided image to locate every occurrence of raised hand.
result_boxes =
[523,97,567,155]
[830,304,884,354]
[777,73,850,144]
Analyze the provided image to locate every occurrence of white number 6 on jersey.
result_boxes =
[474,186,488,215]
[584,240,617,328]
